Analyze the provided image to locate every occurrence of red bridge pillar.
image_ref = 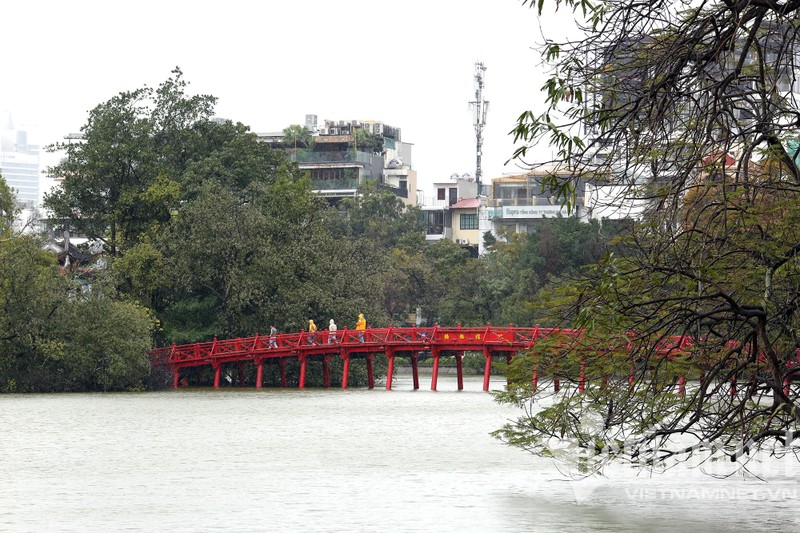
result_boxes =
[431,348,440,391]
[386,349,395,390]
[299,355,307,389]
[456,352,464,391]
[279,358,288,388]
[323,356,331,388]
[411,352,420,390]
[367,354,375,389]
[237,363,245,387]
[483,348,492,392]
[213,363,221,389]
[255,360,264,389]
[172,368,180,390]
[341,352,351,389]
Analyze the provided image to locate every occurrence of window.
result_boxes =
[424,211,444,235]
[449,187,457,205]
[437,188,446,200]
[460,213,478,230]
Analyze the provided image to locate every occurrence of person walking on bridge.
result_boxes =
[269,325,278,348]
[308,320,317,344]
[356,313,366,342]
[328,319,338,344]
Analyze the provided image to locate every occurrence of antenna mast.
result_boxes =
[470,62,488,196]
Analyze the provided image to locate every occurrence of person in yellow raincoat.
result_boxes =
[356,313,366,342]
[308,319,317,344]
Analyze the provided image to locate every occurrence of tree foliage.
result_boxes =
[0,236,154,392]
[282,124,312,151]
[496,0,800,472]
[44,68,216,256]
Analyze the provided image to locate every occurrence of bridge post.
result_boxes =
[341,352,350,389]
[483,348,492,392]
[237,363,245,387]
[678,375,686,396]
[507,353,513,388]
[532,366,538,392]
[367,354,374,389]
[172,368,180,390]
[299,355,307,389]
[579,358,586,393]
[213,363,221,389]
[411,352,420,390]
[279,358,288,388]
[323,356,330,388]
[255,360,264,389]
[386,349,394,390]
[456,352,464,391]
[431,348,440,391]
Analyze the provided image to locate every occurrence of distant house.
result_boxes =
[258,115,417,206]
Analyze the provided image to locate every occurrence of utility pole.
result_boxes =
[470,62,488,196]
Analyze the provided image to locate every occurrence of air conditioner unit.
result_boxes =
[329,127,339,135]
[319,128,329,135]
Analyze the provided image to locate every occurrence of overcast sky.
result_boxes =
[3,0,571,197]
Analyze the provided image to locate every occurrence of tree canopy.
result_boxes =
[496,0,800,473]
[44,68,217,257]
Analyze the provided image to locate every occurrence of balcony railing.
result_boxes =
[289,150,374,165]
[311,178,360,191]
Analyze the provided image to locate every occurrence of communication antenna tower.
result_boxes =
[469,62,489,196]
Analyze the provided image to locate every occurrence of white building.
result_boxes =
[0,111,40,209]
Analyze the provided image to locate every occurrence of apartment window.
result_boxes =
[449,188,458,205]
[437,188,446,200]
[460,213,478,230]
[425,211,444,235]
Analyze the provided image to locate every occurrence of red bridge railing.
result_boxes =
[150,325,800,393]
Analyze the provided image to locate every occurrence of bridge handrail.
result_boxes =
[150,325,800,369]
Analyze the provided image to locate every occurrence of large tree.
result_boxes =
[0,236,154,392]
[495,0,800,471]
[44,68,216,257]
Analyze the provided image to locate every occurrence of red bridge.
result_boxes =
[151,325,571,392]
[151,325,800,393]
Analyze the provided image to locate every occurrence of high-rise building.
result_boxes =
[0,111,40,208]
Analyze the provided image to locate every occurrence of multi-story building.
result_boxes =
[486,168,585,234]
[486,167,645,236]
[419,176,477,241]
[418,164,648,256]
[0,111,39,209]
[259,115,417,206]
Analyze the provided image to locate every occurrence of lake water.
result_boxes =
[2,376,798,532]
